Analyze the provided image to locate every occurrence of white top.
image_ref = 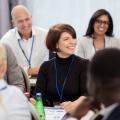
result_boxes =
[75,36,120,60]
[0,79,31,120]
[1,26,49,68]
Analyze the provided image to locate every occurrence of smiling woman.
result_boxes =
[75,9,120,60]
[35,23,89,106]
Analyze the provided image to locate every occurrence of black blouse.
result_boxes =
[35,54,89,106]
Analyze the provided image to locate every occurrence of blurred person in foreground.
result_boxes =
[0,43,31,120]
[62,48,120,120]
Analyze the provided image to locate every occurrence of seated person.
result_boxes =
[1,5,48,76]
[3,43,25,92]
[0,44,31,120]
[35,23,89,106]
[62,48,120,120]
[75,9,120,60]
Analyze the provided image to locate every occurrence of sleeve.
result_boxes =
[35,62,51,106]
[3,44,25,92]
[75,38,85,58]
[79,59,89,95]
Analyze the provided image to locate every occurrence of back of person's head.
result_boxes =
[46,23,76,52]
[85,9,113,37]
[87,48,120,106]
[0,44,7,79]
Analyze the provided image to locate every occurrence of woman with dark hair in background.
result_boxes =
[76,9,120,59]
[35,23,89,106]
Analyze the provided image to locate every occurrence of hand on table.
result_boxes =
[61,96,94,119]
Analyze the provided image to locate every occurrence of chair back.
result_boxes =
[20,66,31,92]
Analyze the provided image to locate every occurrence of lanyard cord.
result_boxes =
[54,56,75,101]
[18,36,35,67]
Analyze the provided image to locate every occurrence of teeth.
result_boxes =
[68,46,75,48]
[99,28,104,31]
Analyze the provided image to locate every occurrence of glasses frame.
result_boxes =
[95,19,110,25]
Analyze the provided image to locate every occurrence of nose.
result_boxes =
[22,20,28,27]
[100,23,105,27]
[70,38,76,45]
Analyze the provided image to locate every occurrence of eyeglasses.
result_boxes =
[95,19,110,25]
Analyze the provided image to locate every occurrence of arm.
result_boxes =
[35,62,52,106]
[61,96,94,119]
[3,44,25,92]
[79,59,89,95]
[27,67,40,76]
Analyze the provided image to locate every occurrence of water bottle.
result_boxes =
[35,93,45,120]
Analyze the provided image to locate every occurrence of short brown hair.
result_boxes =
[46,24,76,52]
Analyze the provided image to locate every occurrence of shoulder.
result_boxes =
[4,85,26,100]
[1,28,16,43]
[106,36,120,41]
[73,55,89,66]
[77,36,93,46]
[1,28,15,38]
[105,36,120,48]
[79,36,92,42]
[32,26,47,35]
[7,85,23,93]
[40,58,55,69]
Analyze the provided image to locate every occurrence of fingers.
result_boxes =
[30,98,36,105]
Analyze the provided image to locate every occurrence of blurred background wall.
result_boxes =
[1,0,120,39]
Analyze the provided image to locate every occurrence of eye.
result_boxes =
[25,18,30,21]
[18,20,23,24]
[95,19,109,25]
[64,38,69,40]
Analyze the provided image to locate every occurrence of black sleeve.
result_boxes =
[80,59,89,95]
[35,62,47,104]
[35,62,53,106]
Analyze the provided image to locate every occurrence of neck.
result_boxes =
[93,34,105,41]
[19,32,32,40]
[57,52,71,58]
[22,35,30,40]
[93,35,105,49]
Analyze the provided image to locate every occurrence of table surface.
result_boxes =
[29,78,37,86]
[45,107,66,120]
[44,107,94,120]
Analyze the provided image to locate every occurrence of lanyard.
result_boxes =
[18,36,35,67]
[54,56,75,101]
